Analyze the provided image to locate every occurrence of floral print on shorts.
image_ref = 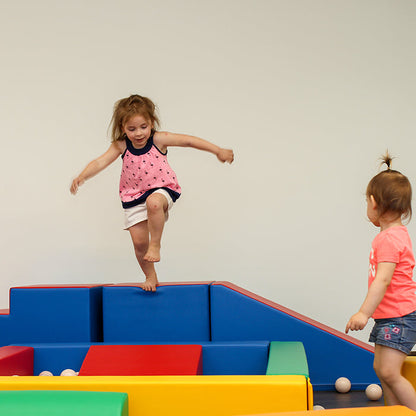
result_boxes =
[369,311,416,354]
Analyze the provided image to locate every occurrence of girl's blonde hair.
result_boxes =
[110,94,160,142]
[366,152,412,222]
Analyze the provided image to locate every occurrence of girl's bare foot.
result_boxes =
[142,275,158,292]
[144,244,161,263]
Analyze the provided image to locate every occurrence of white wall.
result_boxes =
[1,0,415,344]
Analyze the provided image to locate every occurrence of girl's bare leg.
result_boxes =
[374,344,416,410]
[128,221,158,291]
[143,193,169,263]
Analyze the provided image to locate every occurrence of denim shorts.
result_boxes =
[369,311,416,354]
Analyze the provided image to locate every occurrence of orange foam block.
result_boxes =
[0,346,33,376]
[236,405,416,415]
[79,344,203,376]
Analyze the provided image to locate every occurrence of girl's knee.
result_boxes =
[374,363,401,384]
[146,194,166,213]
[374,345,408,385]
[133,239,148,255]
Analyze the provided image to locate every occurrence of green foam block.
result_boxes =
[0,391,128,416]
[266,341,309,377]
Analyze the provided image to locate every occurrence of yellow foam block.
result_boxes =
[0,375,311,416]
[236,405,416,415]
[403,356,416,388]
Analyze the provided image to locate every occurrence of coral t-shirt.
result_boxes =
[369,225,416,319]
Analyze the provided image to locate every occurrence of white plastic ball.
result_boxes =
[60,369,78,376]
[365,383,383,400]
[335,377,351,393]
[313,404,325,410]
[39,371,53,376]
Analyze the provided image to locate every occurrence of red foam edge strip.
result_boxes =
[11,282,214,289]
[11,284,106,289]
[107,281,215,287]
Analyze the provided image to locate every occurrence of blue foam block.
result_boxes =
[0,315,15,347]
[14,341,269,376]
[0,287,103,345]
[12,343,91,375]
[103,284,210,342]
[201,341,269,375]
[210,284,378,389]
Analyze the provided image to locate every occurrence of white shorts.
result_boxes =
[123,189,174,230]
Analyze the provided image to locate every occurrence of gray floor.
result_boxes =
[313,390,384,409]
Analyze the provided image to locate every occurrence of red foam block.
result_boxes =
[78,344,203,376]
[0,346,34,376]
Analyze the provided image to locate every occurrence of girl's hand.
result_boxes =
[70,177,85,195]
[345,262,395,334]
[345,311,369,334]
[217,148,234,164]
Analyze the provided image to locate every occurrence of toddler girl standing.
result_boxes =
[346,153,416,410]
[70,94,234,292]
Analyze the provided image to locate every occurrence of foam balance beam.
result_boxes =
[79,344,203,375]
[0,375,313,416]
[266,341,309,377]
[102,283,211,342]
[237,405,416,415]
[0,346,33,375]
[0,391,128,416]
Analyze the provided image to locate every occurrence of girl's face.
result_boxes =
[123,114,153,149]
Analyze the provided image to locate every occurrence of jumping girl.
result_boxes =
[70,94,234,292]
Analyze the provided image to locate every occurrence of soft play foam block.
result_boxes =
[13,343,92,376]
[0,346,33,376]
[202,341,269,375]
[0,390,128,416]
[210,282,378,389]
[102,283,211,342]
[403,356,416,392]
[266,341,309,377]
[78,344,203,375]
[0,285,103,345]
[0,375,311,415]
[237,405,416,415]
[15,341,269,376]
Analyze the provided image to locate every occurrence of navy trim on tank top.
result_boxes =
[122,134,154,158]
[121,134,169,159]
[122,187,180,209]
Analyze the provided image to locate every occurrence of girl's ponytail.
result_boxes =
[380,151,393,170]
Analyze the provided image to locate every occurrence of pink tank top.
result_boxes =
[119,136,181,208]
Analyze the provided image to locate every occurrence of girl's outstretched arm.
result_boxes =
[345,262,395,333]
[153,132,234,164]
[70,141,124,194]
